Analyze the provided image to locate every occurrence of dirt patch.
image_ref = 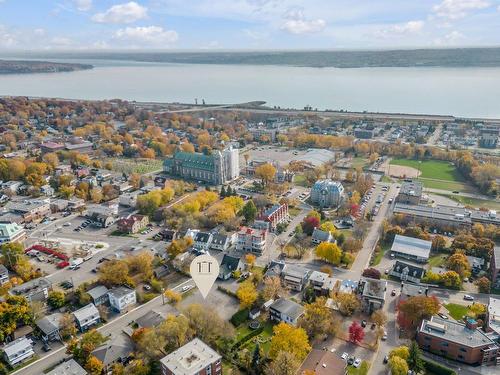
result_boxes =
[388,165,421,178]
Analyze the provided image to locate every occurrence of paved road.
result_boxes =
[351,184,399,274]
[14,278,193,375]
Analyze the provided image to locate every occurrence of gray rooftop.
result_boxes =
[160,338,221,375]
[73,303,99,323]
[399,180,423,197]
[46,359,87,375]
[1,337,32,357]
[87,285,109,300]
[311,228,332,242]
[36,313,62,335]
[391,235,432,259]
[92,334,133,366]
[108,286,135,298]
[420,316,497,348]
[270,298,305,321]
[493,247,500,269]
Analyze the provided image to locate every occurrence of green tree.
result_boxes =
[250,343,262,375]
[1,242,25,269]
[47,290,66,309]
[242,200,258,222]
[408,341,424,373]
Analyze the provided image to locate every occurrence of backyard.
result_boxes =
[236,320,275,354]
[444,303,469,320]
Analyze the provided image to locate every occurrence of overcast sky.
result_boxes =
[1,0,500,50]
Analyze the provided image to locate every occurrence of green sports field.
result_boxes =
[390,158,474,192]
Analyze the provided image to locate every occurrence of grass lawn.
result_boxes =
[418,178,474,193]
[381,175,393,183]
[293,174,308,187]
[352,157,368,169]
[338,229,352,239]
[237,321,274,355]
[346,361,370,375]
[428,254,447,268]
[390,159,464,182]
[372,242,390,266]
[445,303,469,320]
[106,158,163,174]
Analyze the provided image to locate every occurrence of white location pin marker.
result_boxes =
[190,254,220,299]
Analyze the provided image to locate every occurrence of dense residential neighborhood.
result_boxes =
[0,95,498,375]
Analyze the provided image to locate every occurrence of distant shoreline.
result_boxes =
[0,59,93,75]
[3,47,500,68]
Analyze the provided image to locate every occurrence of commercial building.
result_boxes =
[1,337,35,367]
[5,200,51,223]
[163,146,239,185]
[390,235,432,263]
[358,277,387,313]
[235,227,267,255]
[396,181,423,205]
[417,317,499,366]
[393,203,500,229]
[299,349,347,375]
[310,179,345,208]
[254,204,289,232]
[269,298,305,326]
[0,221,26,244]
[160,338,222,375]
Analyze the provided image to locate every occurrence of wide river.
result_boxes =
[1,59,500,118]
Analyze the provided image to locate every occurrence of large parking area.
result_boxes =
[241,145,336,167]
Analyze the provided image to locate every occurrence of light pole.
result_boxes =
[161,287,165,305]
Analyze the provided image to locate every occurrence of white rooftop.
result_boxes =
[160,338,221,375]
[391,235,432,260]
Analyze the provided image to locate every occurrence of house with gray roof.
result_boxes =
[135,310,167,329]
[218,254,244,280]
[390,234,432,263]
[91,334,133,372]
[108,286,136,313]
[389,261,426,284]
[311,228,334,245]
[281,264,311,291]
[36,313,63,342]
[1,337,35,367]
[73,303,100,332]
[308,271,336,296]
[209,234,231,251]
[87,285,109,306]
[264,260,286,279]
[45,359,87,375]
[269,298,305,326]
[9,276,52,302]
[193,231,213,251]
[358,277,387,313]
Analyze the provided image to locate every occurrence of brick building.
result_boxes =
[417,317,499,366]
[254,203,289,232]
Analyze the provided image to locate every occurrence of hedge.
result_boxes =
[423,359,457,375]
[233,326,264,350]
[230,308,249,326]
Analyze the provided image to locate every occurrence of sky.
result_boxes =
[1,0,500,50]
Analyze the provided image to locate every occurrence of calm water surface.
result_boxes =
[0,60,499,118]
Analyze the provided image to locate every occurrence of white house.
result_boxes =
[73,303,101,332]
[1,337,35,367]
[0,221,26,244]
[269,298,304,326]
[108,286,136,313]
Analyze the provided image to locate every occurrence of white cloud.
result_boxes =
[92,1,147,24]
[280,9,326,34]
[33,28,46,36]
[114,26,178,45]
[434,30,465,45]
[0,25,16,47]
[74,0,92,11]
[375,20,425,38]
[433,0,490,20]
[50,36,73,46]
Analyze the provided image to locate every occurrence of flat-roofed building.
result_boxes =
[160,338,222,375]
[0,221,26,244]
[390,235,432,263]
[299,349,347,375]
[9,276,52,302]
[417,317,499,366]
[396,181,423,205]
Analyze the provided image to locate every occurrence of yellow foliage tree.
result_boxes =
[236,281,258,309]
[269,322,311,361]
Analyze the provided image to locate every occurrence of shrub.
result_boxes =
[423,359,456,375]
[233,326,264,349]
[230,308,249,326]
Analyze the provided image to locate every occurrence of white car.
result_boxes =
[463,294,474,301]
[341,352,349,361]
[181,285,192,292]
[353,358,362,368]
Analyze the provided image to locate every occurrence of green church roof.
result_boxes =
[164,151,216,172]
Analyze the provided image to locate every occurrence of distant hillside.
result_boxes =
[0,60,93,74]
[15,48,500,68]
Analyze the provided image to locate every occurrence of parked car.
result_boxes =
[42,342,52,352]
[382,332,387,341]
[181,285,192,292]
[347,357,355,365]
[143,284,152,291]
[383,355,389,364]
[361,320,367,328]
[341,352,349,361]
[391,289,396,296]
[438,313,448,320]
[464,295,474,301]
[353,358,362,368]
